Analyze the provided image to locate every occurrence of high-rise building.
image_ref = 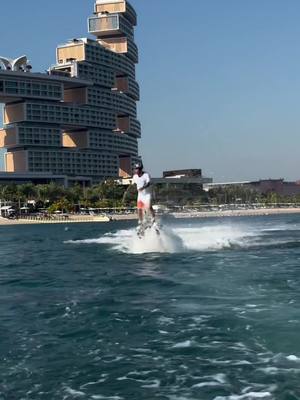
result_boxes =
[0,0,140,186]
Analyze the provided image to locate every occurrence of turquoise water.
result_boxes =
[1,215,300,399]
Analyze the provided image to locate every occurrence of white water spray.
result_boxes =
[66,221,258,254]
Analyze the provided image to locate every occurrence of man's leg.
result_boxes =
[136,206,145,238]
[148,202,160,234]
[137,199,145,223]
[138,208,144,224]
[149,206,155,221]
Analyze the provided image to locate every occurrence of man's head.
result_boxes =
[134,161,144,176]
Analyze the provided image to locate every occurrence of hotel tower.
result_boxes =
[0,0,140,186]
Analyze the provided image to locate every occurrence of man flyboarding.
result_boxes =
[133,161,159,236]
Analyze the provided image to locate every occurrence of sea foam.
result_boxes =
[65,221,254,254]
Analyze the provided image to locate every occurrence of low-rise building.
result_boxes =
[153,170,212,205]
[204,178,300,197]
[249,179,300,196]
[120,168,213,205]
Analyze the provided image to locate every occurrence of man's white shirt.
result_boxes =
[133,172,152,196]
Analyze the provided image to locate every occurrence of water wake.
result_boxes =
[66,225,185,254]
[66,222,255,254]
[65,215,300,254]
[175,225,254,251]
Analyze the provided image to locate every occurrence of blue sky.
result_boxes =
[0,0,300,181]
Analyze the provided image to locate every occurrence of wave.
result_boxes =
[65,217,300,254]
[65,222,255,254]
[66,225,185,254]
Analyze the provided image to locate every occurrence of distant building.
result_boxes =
[0,0,140,186]
[152,169,212,205]
[163,169,203,178]
[204,178,300,197]
[203,181,251,191]
[0,172,91,187]
[249,179,300,196]
[119,168,212,204]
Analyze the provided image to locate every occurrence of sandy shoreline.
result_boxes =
[170,207,300,219]
[0,215,111,226]
[0,208,300,226]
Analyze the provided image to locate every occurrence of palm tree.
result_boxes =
[36,183,66,205]
[0,184,18,202]
[17,184,37,202]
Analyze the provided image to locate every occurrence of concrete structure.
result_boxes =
[0,0,140,186]
[120,168,213,205]
[153,169,212,204]
[0,172,91,186]
[205,179,300,197]
[249,179,300,197]
[163,169,203,179]
[203,181,251,191]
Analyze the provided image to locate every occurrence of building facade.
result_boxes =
[120,168,213,206]
[205,179,300,197]
[0,0,140,185]
[248,179,300,196]
[153,169,212,205]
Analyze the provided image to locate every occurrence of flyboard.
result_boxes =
[136,210,161,239]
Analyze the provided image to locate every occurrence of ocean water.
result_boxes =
[1,214,300,400]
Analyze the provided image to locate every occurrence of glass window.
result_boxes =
[6,88,18,94]
[5,81,18,88]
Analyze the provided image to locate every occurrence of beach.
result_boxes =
[171,207,300,219]
[0,214,111,225]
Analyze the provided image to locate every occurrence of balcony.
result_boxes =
[99,37,127,53]
[114,76,128,92]
[0,127,17,148]
[95,0,137,26]
[5,151,28,172]
[88,14,134,38]
[4,103,25,124]
[119,156,132,178]
[113,76,139,100]
[56,43,85,64]
[99,37,138,63]
[116,116,129,133]
[63,131,88,149]
[64,87,88,104]
[115,116,141,137]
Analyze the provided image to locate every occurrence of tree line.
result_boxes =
[0,181,137,213]
[0,182,299,213]
[205,185,300,206]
